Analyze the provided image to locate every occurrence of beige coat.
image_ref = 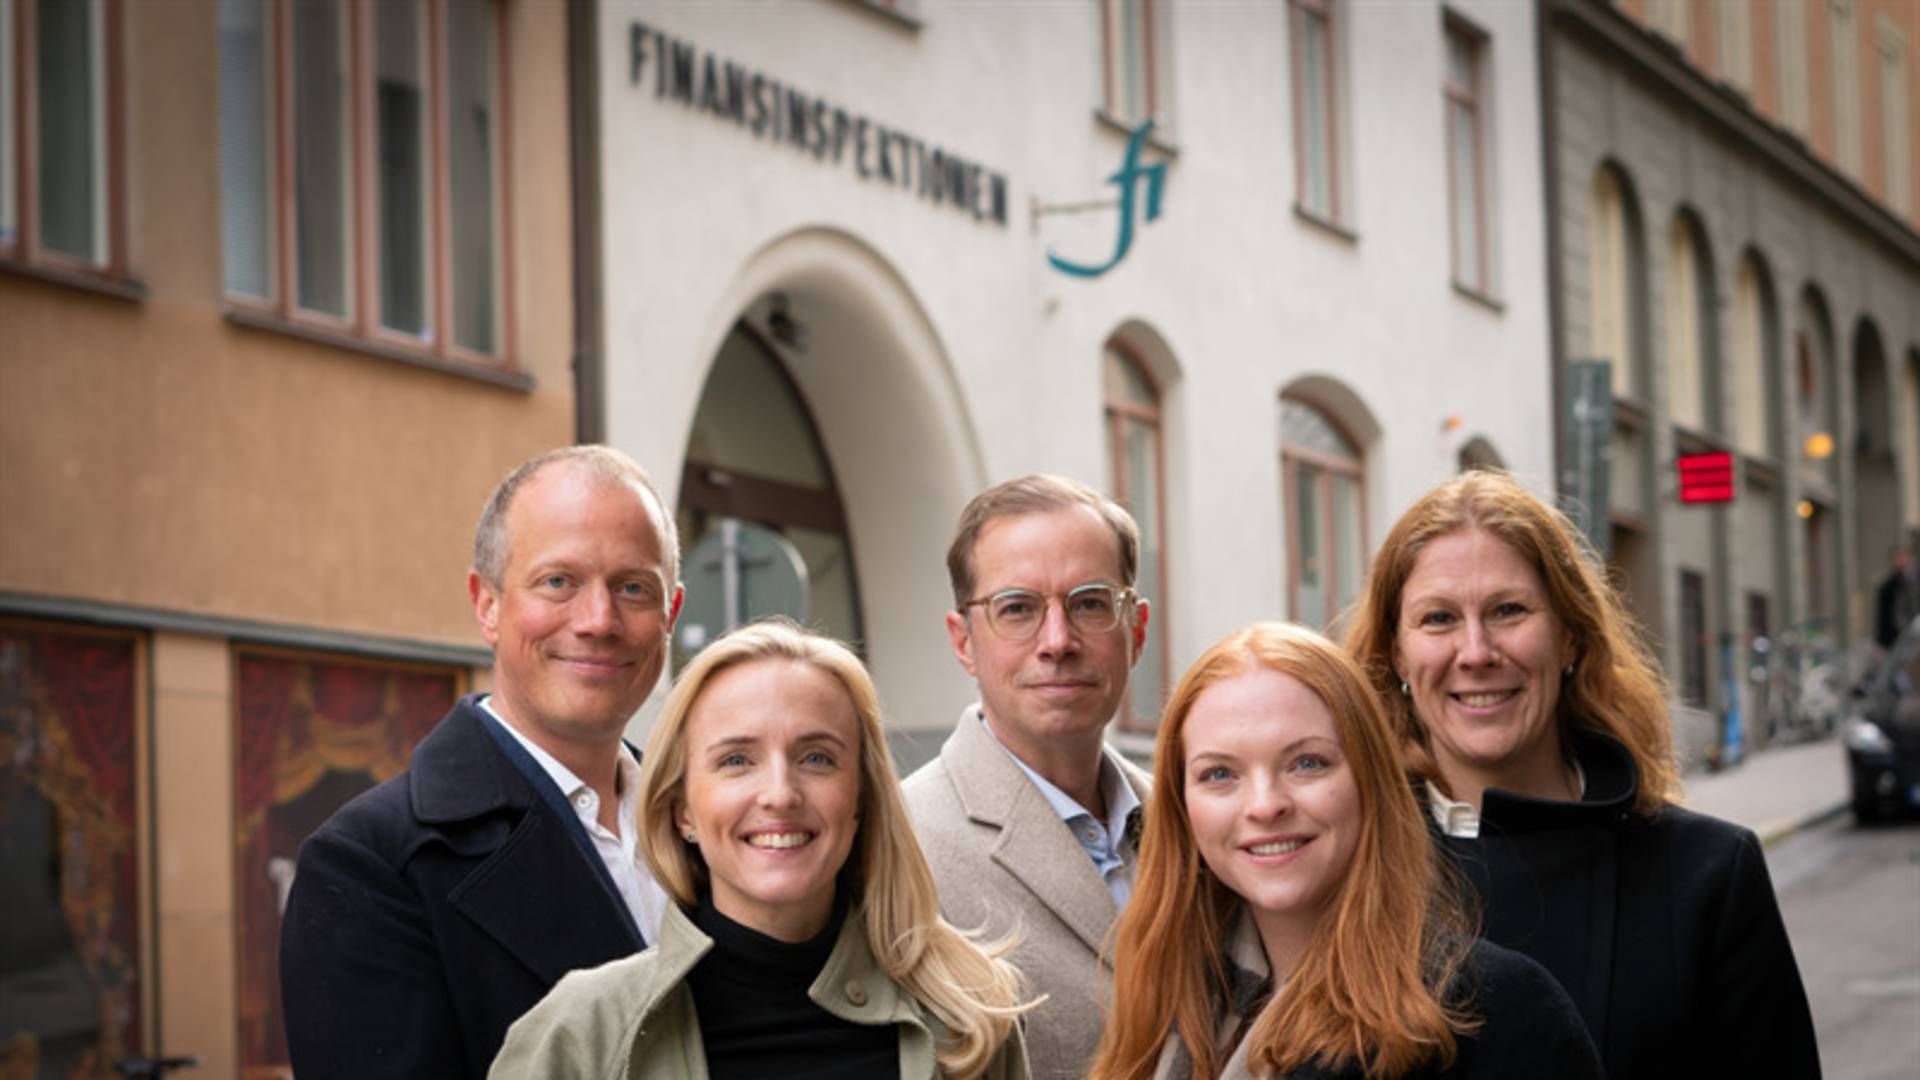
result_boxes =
[903,707,1153,1080]
[487,900,1029,1079]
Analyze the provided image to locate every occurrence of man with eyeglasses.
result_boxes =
[903,473,1153,1080]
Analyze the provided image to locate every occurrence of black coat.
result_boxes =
[279,695,645,1079]
[1164,935,1603,1079]
[1439,729,1821,1079]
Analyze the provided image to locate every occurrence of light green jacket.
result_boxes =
[488,900,1030,1080]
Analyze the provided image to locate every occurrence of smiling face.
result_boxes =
[1392,527,1575,802]
[945,507,1147,768]
[675,658,863,942]
[469,463,683,755]
[1182,667,1361,975]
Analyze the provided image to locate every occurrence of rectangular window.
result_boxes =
[1,0,14,244]
[1778,0,1810,135]
[1679,569,1708,706]
[1716,0,1752,91]
[219,0,274,298]
[2,0,124,277]
[1881,18,1912,216]
[1100,0,1162,127]
[1444,16,1492,295]
[0,619,145,1069]
[1832,0,1863,176]
[234,648,460,1073]
[219,0,512,364]
[1290,0,1342,223]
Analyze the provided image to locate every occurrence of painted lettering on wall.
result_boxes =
[629,22,1011,228]
[1048,122,1167,278]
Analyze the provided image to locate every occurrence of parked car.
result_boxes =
[1845,617,1920,822]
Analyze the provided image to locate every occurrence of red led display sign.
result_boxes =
[1676,452,1736,504]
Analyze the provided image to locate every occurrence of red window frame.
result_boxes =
[1289,0,1342,223]
[224,0,516,370]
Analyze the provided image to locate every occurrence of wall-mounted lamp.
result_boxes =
[768,293,806,352]
[1803,431,1834,460]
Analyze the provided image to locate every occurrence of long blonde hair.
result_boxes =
[1342,470,1680,814]
[1091,623,1475,1080]
[639,619,1030,1077]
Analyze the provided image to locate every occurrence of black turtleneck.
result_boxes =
[686,891,898,1080]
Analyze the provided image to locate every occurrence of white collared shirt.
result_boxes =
[1425,760,1588,839]
[979,709,1143,907]
[481,695,668,944]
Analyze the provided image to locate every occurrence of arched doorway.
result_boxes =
[673,318,862,669]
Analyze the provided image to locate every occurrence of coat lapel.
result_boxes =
[944,708,1121,957]
[410,698,641,986]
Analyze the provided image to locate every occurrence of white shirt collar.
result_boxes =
[478,695,639,811]
[977,708,1139,844]
[1425,759,1588,839]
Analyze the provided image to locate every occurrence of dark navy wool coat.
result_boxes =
[280,695,643,1079]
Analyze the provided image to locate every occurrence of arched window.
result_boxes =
[1104,344,1168,728]
[1665,212,1715,433]
[1588,164,1645,400]
[1281,396,1365,629]
[1731,254,1776,459]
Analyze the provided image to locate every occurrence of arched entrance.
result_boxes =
[674,319,863,667]
[656,228,984,767]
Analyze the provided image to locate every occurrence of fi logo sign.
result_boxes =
[1046,122,1168,279]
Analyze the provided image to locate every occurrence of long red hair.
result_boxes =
[1091,623,1474,1080]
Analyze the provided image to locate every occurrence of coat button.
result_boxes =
[844,981,868,1006]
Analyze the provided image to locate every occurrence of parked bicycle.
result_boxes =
[1747,622,1847,746]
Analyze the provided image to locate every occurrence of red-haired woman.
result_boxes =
[1091,623,1602,1079]
[1345,470,1819,1079]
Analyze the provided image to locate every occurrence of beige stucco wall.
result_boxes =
[0,0,577,650]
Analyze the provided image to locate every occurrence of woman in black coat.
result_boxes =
[1346,471,1821,1080]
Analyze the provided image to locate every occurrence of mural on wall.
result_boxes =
[234,652,457,1077]
[0,621,141,1079]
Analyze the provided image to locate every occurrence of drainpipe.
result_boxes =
[1539,0,1568,506]
[568,0,606,444]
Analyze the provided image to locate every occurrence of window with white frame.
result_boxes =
[1777,0,1810,135]
[1715,0,1752,91]
[2,0,124,275]
[1104,344,1168,729]
[1289,0,1344,224]
[1881,17,1912,216]
[1648,0,1691,46]
[1281,396,1365,631]
[1099,0,1165,128]
[219,0,508,361]
[1444,15,1493,296]
[1832,0,1863,176]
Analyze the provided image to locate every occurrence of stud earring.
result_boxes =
[1399,681,1411,697]
[1563,663,1575,677]
[684,831,697,843]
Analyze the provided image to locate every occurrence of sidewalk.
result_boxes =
[1680,734,1851,846]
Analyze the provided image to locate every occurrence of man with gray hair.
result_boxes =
[281,446,683,1079]
[904,474,1154,1080]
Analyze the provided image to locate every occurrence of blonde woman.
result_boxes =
[491,620,1031,1079]
[1091,623,1601,1079]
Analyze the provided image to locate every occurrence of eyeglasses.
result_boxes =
[958,583,1138,641]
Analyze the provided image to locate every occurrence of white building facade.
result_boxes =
[593,0,1557,761]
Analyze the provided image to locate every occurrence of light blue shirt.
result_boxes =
[979,710,1143,907]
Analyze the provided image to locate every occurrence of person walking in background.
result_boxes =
[1873,544,1917,649]
[1091,622,1602,1080]
[491,620,1031,1079]
[904,475,1154,1080]
[280,446,685,1078]
[1345,470,1820,1079]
